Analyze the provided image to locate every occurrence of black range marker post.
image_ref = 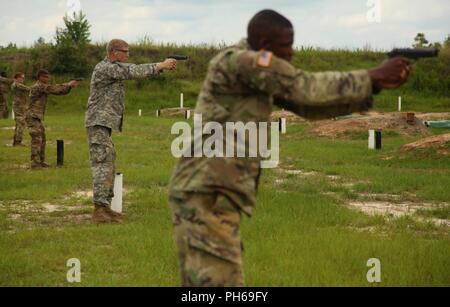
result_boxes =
[375,130,382,150]
[57,140,64,167]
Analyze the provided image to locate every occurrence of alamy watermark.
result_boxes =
[171,113,280,168]
[366,258,381,283]
[66,258,81,283]
[67,0,82,19]
[366,0,382,23]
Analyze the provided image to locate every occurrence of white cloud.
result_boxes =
[124,6,155,19]
[337,14,367,28]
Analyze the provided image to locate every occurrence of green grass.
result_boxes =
[0,86,449,286]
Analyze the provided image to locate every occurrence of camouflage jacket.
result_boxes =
[0,76,14,88]
[169,38,374,216]
[0,76,13,105]
[11,81,30,115]
[85,58,160,131]
[28,81,72,120]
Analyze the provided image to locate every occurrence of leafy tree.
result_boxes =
[51,11,91,76]
[413,33,430,48]
[34,37,48,48]
[444,35,450,48]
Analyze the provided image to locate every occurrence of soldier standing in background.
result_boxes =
[27,69,77,169]
[0,72,11,119]
[85,39,177,224]
[11,72,31,147]
[168,9,412,286]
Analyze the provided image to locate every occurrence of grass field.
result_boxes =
[0,81,449,286]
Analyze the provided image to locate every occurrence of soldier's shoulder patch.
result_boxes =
[257,51,273,68]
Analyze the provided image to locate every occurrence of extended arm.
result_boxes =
[0,76,14,87]
[103,58,177,81]
[237,51,410,119]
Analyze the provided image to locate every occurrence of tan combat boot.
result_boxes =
[92,205,122,224]
[41,162,50,168]
[31,162,42,169]
[104,206,123,218]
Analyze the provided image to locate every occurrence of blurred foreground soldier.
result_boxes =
[85,39,177,224]
[11,73,31,146]
[27,69,77,169]
[168,9,412,286]
[0,72,11,119]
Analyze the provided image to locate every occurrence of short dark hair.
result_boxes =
[14,72,24,79]
[247,9,293,49]
[0,72,6,78]
[37,69,50,78]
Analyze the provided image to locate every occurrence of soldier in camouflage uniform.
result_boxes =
[168,10,412,286]
[11,73,31,146]
[27,69,77,169]
[85,39,177,224]
[0,72,11,119]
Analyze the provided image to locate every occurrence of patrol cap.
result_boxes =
[107,39,129,54]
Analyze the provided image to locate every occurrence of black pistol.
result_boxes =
[387,48,439,60]
[167,54,189,61]
[71,77,84,81]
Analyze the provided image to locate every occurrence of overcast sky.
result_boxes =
[0,0,449,50]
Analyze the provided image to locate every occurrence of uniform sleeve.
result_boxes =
[103,62,160,80]
[12,82,30,92]
[42,84,72,96]
[236,51,374,119]
[0,76,14,86]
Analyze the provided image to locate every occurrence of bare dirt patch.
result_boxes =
[273,164,450,227]
[157,107,193,117]
[347,201,449,227]
[415,113,450,121]
[270,110,306,123]
[401,133,450,156]
[311,112,432,138]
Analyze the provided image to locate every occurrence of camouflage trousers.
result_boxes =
[87,125,116,207]
[169,191,244,287]
[13,111,27,144]
[26,117,46,166]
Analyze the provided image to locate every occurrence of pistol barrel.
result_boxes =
[387,48,439,59]
[167,54,189,61]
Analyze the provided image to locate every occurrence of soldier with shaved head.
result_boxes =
[168,9,412,286]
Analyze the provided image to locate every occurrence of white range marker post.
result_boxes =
[279,118,287,134]
[156,109,160,117]
[180,93,184,109]
[368,129,375,150]
[111,173,123,214]
[398,96,402,112]
[185,109,191,119]
[12,110,15,120]
[138,109,142,117]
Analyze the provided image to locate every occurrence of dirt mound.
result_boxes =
[157,107,193,117]
[270,110,306,123]
[311,112,431,137]
[401,133,450,156]
[415,113,450,121]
